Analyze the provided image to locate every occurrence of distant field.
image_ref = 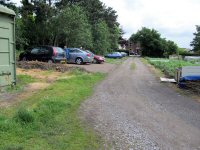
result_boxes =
[146,58,200,77]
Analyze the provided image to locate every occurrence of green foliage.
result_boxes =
[14,108,34,124]
[130,27,178,57]
[93,20,111,54]
[177,48,188,55]
[5,75,36,92]
[106,57,128,64]
[0,0,18,12]
[147,58,200,77]
[0,71,105,150]
[12,0,120,53]
[191,25,200,53]
[16,75,36,85]
[55,6,93,49]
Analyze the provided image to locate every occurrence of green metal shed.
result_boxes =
[0,5,16,86]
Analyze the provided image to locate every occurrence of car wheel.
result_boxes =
[22,56,27,61]
[76,58,83,65]
[48,59,53,64]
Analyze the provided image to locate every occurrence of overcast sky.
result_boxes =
[12,0,200,48]
[101,0,200,48]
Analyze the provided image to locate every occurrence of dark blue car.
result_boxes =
[105,52,123,59]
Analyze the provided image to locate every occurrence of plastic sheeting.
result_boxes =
[180,76,200,82]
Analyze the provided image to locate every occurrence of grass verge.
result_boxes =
[146,57,200,77]
[0,70,105,150]
[130,62,136,71]
[106,57,128,64]
[1,75,36,93]
[140,58,164,77]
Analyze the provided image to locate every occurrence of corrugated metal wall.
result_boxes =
[0,13,16,86]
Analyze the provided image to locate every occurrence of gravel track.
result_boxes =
[80,57,200,150]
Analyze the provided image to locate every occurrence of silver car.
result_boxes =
[67,48,93,64]
[85,50,95,61]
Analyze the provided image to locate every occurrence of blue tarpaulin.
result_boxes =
[179,75,200,88]
[180,76,200,82]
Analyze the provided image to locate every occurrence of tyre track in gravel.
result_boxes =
[80,57,200,150]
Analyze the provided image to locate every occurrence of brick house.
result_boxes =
[118,38,141,55]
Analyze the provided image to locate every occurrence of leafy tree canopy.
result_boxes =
[4,0,121,53]
[130,27,178,57]
[191,25,200,53]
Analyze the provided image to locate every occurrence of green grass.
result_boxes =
[0,71,105,150]
[130,62,136,70]
[146,57,200,77]
[3,75,36,93]
[105,57,128,64]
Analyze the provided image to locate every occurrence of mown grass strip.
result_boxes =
[106,57,128,64]
[0,70,105,150]
[130,62,136,71]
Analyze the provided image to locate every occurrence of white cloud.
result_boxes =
[12,0,21,6]
[10,0,200,47]
[101,0,200,48]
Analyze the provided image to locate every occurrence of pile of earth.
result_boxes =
[17,61,88,72]
[183,81,200,95]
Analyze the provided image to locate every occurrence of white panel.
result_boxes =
[182,66,200,76]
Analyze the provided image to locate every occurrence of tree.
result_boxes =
[15,17,28,50]
[109,25,120,50]
[53,5,93,49]
[8,0,121,54]
[93,20,111,54]
[130,27,177,57]
[191,25,200,53]
[130,27,163,57]
[0,0,17,11]
[165,40,178,56]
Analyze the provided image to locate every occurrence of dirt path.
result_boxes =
[0,69,66,107]
[80,57,200,150]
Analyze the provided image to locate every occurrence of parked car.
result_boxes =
[94,55,105,64]
[19,46,66,63]
[85,50,105,64]
[85,50,95,61]
[67,48,93,64]
[105,52,123,59]
[120,52,128,57]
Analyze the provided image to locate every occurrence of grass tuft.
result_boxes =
[14,108,34,124]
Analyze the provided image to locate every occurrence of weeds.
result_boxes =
[0,71,105,150]
[146,58,200,77]
[14,108,34,124]
[5,75,36,92]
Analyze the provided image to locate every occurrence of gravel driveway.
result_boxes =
[80,57,200,150]
[67,63,116,73]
